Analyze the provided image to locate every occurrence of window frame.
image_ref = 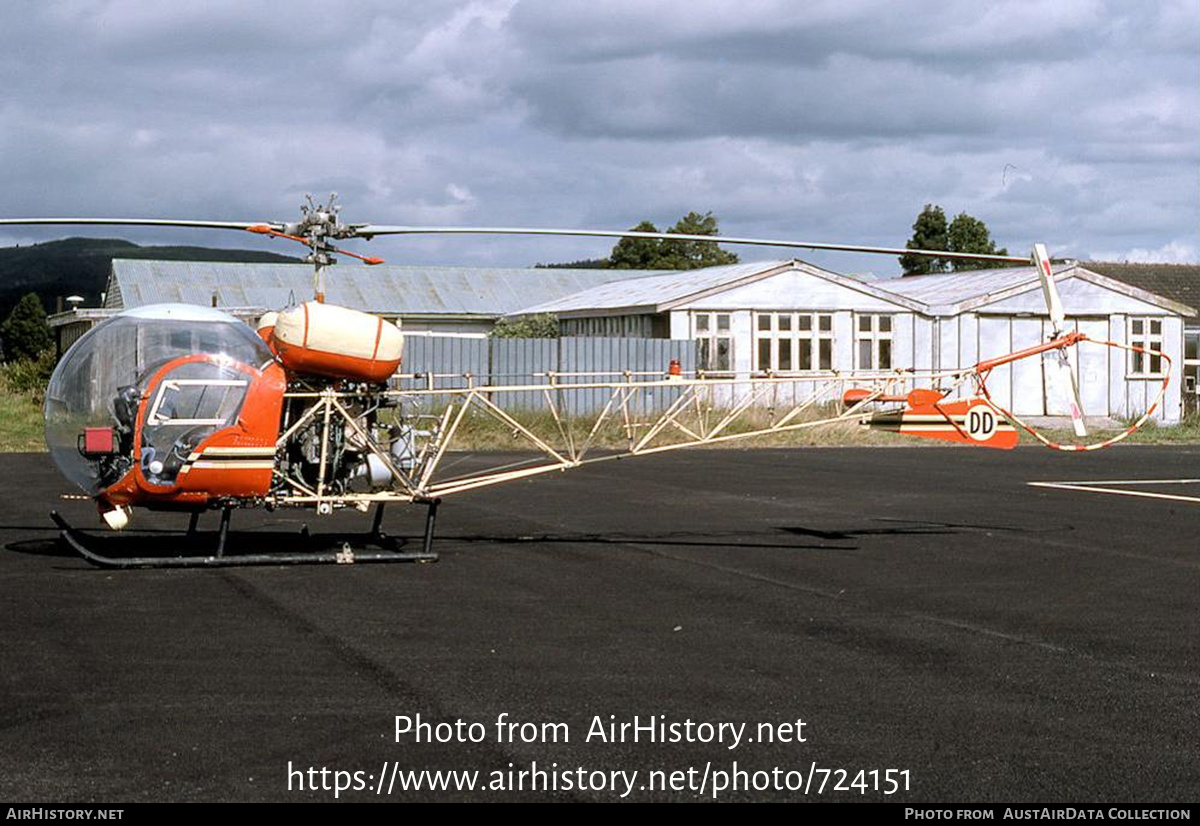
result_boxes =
[1182,331,1198,397]
[753,311,834,373]
[1127,316,1166,378]
[693,312,734,373]
[854,313,894,371]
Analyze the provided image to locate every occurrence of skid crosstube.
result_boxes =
[49,500,441,569]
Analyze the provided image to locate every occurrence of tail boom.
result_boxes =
[861,398,1019,450]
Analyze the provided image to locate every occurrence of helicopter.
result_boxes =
[0,196,1171,569]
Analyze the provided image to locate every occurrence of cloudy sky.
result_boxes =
[0,0,1195,275]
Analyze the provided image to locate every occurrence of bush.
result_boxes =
[1,350,57,402]
[490,314,559,339]
[0,293,52,362]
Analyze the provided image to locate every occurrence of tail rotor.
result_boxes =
[1033,243,1088,438]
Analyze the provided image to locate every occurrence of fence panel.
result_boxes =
[488,338,558,410]
[394,335,700,416]
[558,337,695,415]
[395,335,489,412]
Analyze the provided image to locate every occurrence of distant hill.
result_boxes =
[0,237,300,319]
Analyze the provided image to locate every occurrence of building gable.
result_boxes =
[968,271,1188,316]
[681,266,918,312]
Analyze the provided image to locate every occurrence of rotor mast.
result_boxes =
[290,194,344,303]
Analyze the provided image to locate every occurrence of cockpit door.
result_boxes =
[137,359,250,489]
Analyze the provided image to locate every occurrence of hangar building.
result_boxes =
[514,259,1194,423]
[49,257,1195,423]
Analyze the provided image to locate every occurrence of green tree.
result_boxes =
[899,204,949,275]
[490,313,559,339]
[946,212,1009,271]
[609,220,667,270]
[608,212,739,270]
[659,211,740,270]
[900,205,1010,274]
[0,292,52,362]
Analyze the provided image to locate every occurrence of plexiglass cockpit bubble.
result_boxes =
[44,304,275,495]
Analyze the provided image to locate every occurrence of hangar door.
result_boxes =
[1045,317,1108,418]
[978,316,1044,415]
[978,315,1109,417]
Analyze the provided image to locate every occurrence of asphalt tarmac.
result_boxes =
[1,446,1196,803]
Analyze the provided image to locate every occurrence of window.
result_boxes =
[754,312,834,372]
[1185,332,1198,404]
[855,314,893,370]
[147,378,249,426]
[1128,317,1165,376]
[694,312,733,372]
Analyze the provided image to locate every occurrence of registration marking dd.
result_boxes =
[965,403,998,441]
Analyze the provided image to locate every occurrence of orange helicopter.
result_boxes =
[0,196,1171,568]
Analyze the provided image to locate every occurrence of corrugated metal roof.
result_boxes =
[109,260,659,316]
[512,260,789,315]
[884,264,1195,315]
[881,265,1068,305]
[512,259,928,316]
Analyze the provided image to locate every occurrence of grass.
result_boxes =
[0,354,51,452]
[0,391,45,452]
[1028,414,1199,447]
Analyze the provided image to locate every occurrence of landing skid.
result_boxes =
[49,500,441,569]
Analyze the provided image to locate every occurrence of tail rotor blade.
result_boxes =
[1033,242,1066,335]
[1033,242,1087,437]
[1061,347,1088,437]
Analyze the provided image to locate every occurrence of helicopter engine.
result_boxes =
[278,390,417,500]
[266,304,413,501]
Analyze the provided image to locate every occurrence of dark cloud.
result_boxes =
[0,0,1194,269]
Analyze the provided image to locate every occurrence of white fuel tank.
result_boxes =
[270,302,403,383]
[256,311,278,346]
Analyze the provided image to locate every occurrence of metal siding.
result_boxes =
[1075,316,1108,420]
[833,311,854,371]
[394,335,488,412]
[1011,318,1044,415]
[978,317,1012,410]
[436,337,696,415]
[939,317,958,372]
[959,314,979,369]
[892,313,914,373]
[1110,315,1128,418]
[490,339,557,410]
[1164,316,1183,422]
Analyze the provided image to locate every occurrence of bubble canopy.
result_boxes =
[45,304,275,495]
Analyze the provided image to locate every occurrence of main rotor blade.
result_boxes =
[0,216,1043,266]
[353,225,1033,265]
[0,218,282,232]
